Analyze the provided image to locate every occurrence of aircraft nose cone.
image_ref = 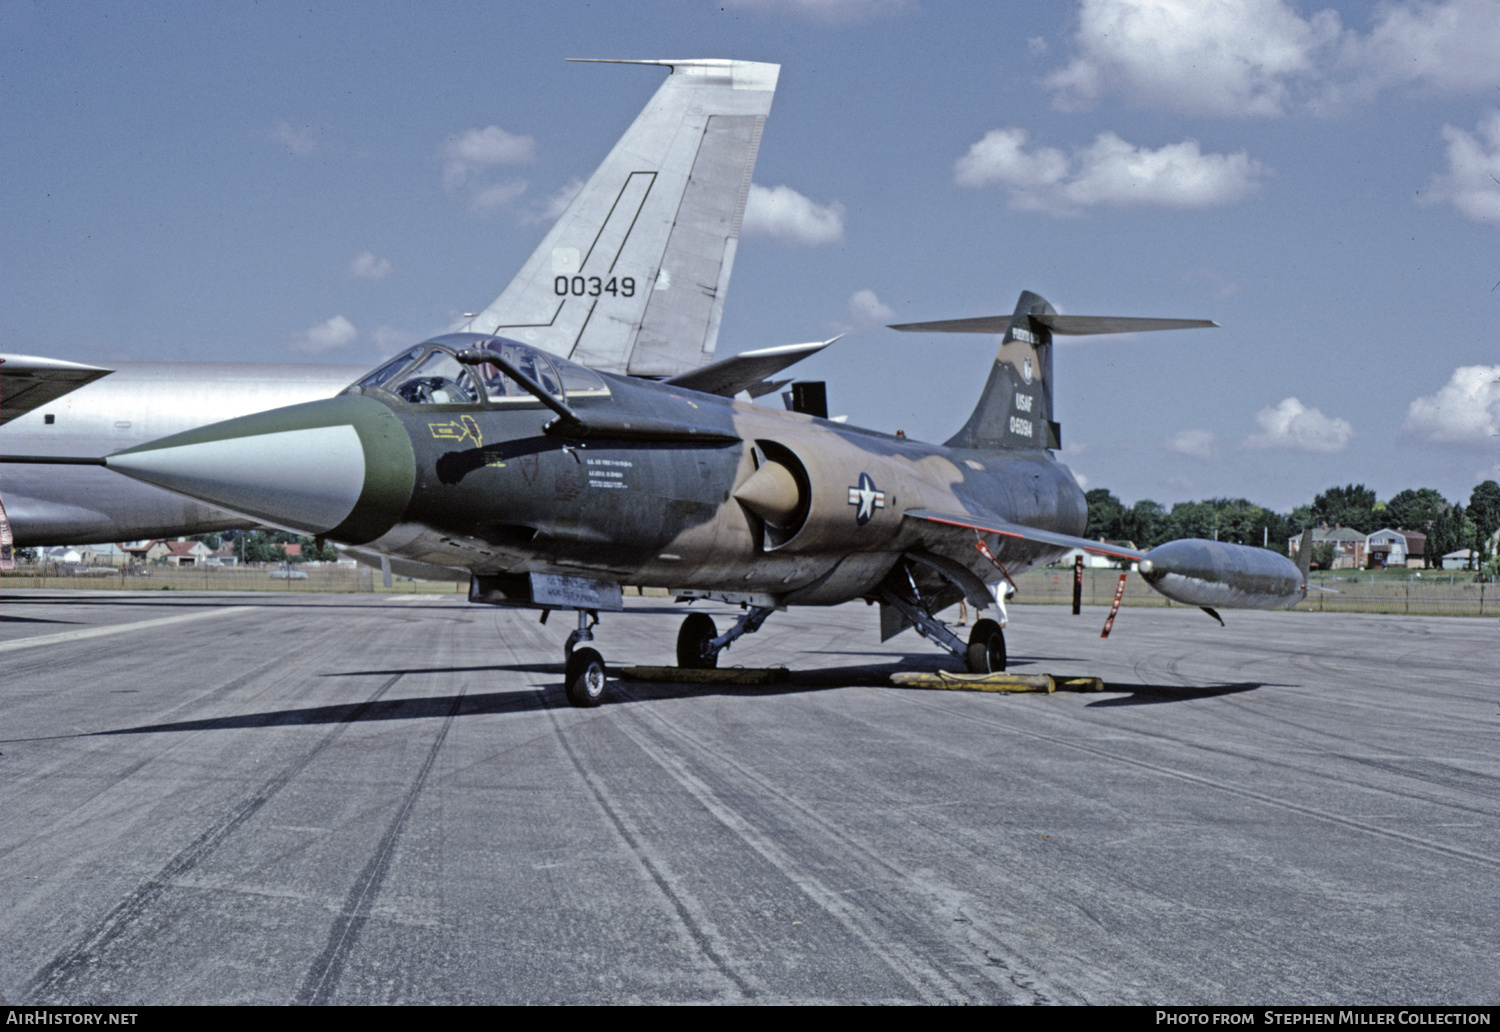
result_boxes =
[106,396,415,543]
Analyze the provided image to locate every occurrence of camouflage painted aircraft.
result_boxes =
[4,61,1312,704]
[8,284,1311,705]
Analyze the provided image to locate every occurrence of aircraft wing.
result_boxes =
[889,315,1217,335]
[904,508,1145,562]
[662,337,837,398]
[461,59,779,380]
[0,355,113,425]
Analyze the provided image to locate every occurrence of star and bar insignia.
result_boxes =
[847,472,885,525]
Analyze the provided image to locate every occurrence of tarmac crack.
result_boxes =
[295,683,467,1005]
[611,690,1048,1004]
[892,691,1500,873]
[540,700,760,1001]
[23,672,405,1004]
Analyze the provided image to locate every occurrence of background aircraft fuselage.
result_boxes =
[0,362,361,545]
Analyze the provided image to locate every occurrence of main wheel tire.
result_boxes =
[965,619,1007,673]
[676,613,719,669]
[564,647,608,707]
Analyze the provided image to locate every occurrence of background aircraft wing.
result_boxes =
[662,337,837,398]
[461,59,779,379]
[904,507,1146,562]
[0,355,113,425]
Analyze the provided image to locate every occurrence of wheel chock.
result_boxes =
[890,671,1055,693]
[1054,676,1105,692]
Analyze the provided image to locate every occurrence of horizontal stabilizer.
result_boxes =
[662,337,838,398]
[889,315,1217,335]
[0,355,113,425]
[905,508,1145,562]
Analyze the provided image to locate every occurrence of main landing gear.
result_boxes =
[877,569,1007,674]
[563,609,607,707]
[677,605,775,669]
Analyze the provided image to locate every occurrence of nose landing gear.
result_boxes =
[562,609,607,707]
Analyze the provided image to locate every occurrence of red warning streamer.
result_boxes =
[1100,572,1128,638]
[973,538,1015,586]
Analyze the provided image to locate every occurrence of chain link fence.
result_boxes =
[1010,566,1495,617]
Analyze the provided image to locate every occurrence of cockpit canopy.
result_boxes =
[352,334,609,406]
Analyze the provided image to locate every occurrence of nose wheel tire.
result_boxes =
[564,647,608,707]
[676,613,719,669]
[965,619,1007,673]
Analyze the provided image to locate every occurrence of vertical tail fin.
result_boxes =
[462,59,778,378]
[944,290,1059,453]
[889,292,1217,454]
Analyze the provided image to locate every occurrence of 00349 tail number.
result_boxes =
[555,276,635,298]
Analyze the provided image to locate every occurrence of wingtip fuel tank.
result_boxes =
[1137,539,1305,611]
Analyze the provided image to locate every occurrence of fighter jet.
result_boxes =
[5,60,1312,704]
[7,281,1311,705]
[1,59,810,553]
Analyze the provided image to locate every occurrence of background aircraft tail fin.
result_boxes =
[460,59,779,378]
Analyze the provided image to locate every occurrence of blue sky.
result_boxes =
[3,0,1496,512]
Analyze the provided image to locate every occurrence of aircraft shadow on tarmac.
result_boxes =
[79,663,1279,739]
[95,688,557,734]
[1085,682,1273,706]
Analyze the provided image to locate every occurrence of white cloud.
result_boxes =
[742,184,846,245]
[291,315,357,354]
[1045,0,1500,116]
[1403,365,1500,445]
[1046,0,1333,115]
[1334,0,1500,100]
[1421,112,1500,225]
[442,126,535,191]
[348,251,392,282]
[521,177,585,226]
[269,121,317,156]
[1164,428,1217,459]
[722,0,913,21]
[1244,397,1353,452]
[848,289,895,327]
[954,128,1265,217]
[369,325,417,359]
[440,125,535,217]
[468,180,529,215]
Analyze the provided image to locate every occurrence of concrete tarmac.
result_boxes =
[2,590,1495,1005]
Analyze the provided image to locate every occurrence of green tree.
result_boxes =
[1120,499,1166,549]
[1469,480,1500,546]
[1427,503,1466,568]
[1084,488,1126,542]
[1383,488,1448,534]
[1311,484,1377,533]
[241,531,285,564]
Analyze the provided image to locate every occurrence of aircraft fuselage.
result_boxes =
[98,338,1087,608]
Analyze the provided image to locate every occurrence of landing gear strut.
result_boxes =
[676,605,774,668]
[562,609,608,707]
[878,565,1007,674]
